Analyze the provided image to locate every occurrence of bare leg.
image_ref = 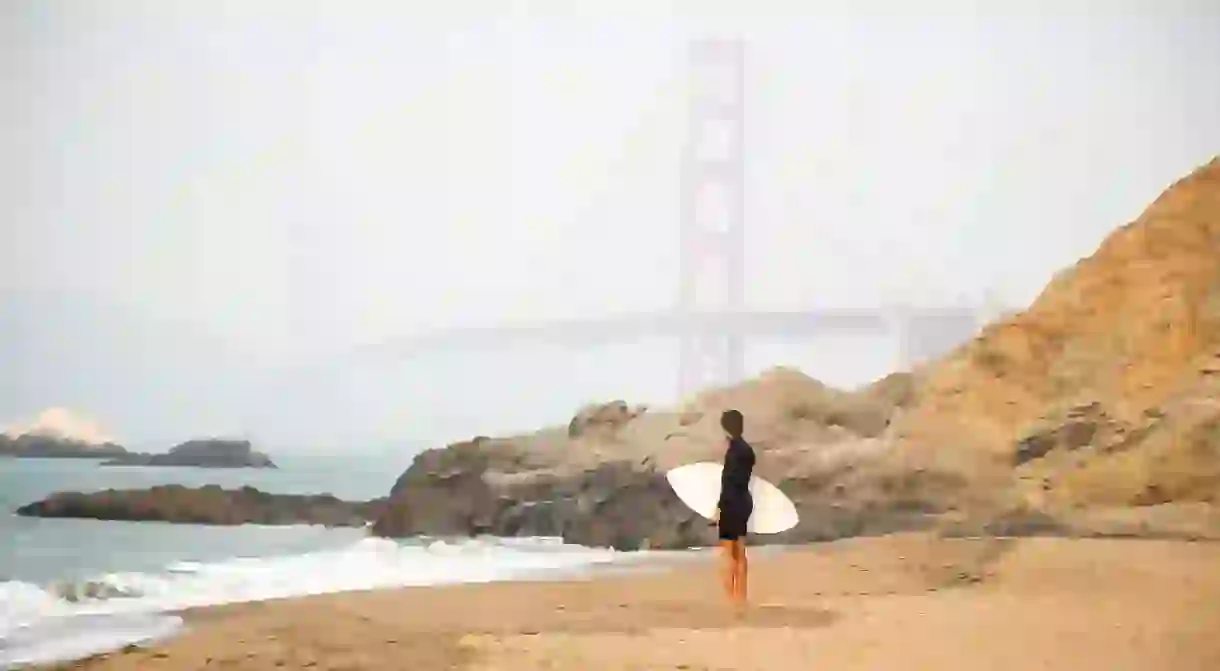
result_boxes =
[734,540,749,611]
[719,540,737,605]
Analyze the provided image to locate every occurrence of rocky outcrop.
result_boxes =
[568,401,647,438]
[374,157,1220,549]
[371,370,932,550]
[0,433,129,459]
[373,454,708,550]
[897,156,1220,457]
[1014,370,1220,511]
[889,156,1220,514]
[1013,399,1133,465]
[16,485,381,527]
[373,437,510,538]
[370,431,1003,549]
[102,439,276,469]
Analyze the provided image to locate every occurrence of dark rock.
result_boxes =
[51,579,143,602]
[373,454,707,550]
[1014,432,1058,465]
[373,437,508,537]
[102,439,276,469]
[16,485,376,527]
[1013,400,1133,465]
[560,462,706,550]
[0,433,129,459]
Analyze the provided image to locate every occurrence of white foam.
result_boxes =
[1,613,183,668]
[0,536,661,668]
[0,580,71,631]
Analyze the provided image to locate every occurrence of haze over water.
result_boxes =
[3,1,1220,667]
[4,2,1219,449]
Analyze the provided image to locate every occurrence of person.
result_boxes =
[712,408,755,614]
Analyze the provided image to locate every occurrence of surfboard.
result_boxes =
[664,461,800,535]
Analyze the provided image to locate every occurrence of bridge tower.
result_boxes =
[678,38,747,399]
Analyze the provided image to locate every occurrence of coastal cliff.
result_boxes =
[0,408,129,459]
[371,157,1220,549]
[0,433,130,459]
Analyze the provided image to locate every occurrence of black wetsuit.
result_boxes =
[717,437,756,541]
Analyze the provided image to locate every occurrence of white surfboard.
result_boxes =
[665,461,799,535]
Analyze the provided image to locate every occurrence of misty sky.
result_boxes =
[3,1,1219,451]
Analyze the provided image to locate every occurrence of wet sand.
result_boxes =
[44,534,1220,670]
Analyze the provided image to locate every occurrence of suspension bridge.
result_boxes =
[361,39,999,397]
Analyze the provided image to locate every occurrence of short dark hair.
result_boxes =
[720,409,744,439]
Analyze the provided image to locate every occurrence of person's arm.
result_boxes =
[717,442,738,512]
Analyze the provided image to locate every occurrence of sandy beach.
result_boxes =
[38,533,1220,671]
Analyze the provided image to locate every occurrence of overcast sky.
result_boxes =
[2,0,1218,450]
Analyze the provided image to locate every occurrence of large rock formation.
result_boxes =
[371,450,708,550]
[102,439,276,469]
[0,433,129,459]
[373,156,1220,549]
[16,485,381,527]
[372,368,923,549]
[892,156,1220,512]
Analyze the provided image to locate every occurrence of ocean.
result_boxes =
[0,454,676,668]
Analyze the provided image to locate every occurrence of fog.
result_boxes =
[2,0,1218,450]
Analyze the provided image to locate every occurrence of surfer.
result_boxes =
[712,408,755,614]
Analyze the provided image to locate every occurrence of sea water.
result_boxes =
[0,455,674,668]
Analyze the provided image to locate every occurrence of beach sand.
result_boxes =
[43,534,1220,670]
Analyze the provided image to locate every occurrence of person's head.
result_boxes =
[720,409,744,440]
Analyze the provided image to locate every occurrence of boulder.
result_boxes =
[554,461,706,550]
[372,437,505,537]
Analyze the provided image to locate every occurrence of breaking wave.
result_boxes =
[0,536,663,668]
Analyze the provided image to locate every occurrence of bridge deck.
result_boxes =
[361,308,986,355]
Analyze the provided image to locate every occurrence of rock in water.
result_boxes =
[16,485,380,527]
[102,439,276,469]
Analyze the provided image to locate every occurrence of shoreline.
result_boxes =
[31,533,1220,670]
[5,539,708,669]
[169,543,719,624]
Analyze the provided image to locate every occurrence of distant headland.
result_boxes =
[0,408,275,468]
